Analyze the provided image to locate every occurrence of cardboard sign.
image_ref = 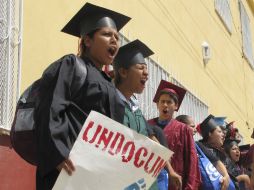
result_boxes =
[53,111,173,190]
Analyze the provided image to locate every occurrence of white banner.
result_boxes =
[53,111,173,190]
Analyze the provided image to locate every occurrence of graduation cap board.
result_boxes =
[152,80,186,111]
[61,3,131,37]
[214,117,227,128]
[200,114,218,137]
[224,138,241,146]
[239,144,250,152]
[113,39,154,70]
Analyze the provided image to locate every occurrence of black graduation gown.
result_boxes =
[35,54,125,189]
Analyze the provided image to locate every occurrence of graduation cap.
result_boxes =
[226,121,235,128]
[61,3,131,37]
[113,39,154,69]
[214,117,227,128]
[199,114,218,137]
[239,144,250,152]
[224,121,240,140]
[152,80,186,111]
[224,138,241,145]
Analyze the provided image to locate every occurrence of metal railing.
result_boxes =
[0,0,22,132]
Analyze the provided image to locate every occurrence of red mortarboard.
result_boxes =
[153,80,187,111]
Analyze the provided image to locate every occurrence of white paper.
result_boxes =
[53,111,173,190]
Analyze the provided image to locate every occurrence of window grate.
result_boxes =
[239,0,254,69]
[215,0,233,33]
[0,0,22,131]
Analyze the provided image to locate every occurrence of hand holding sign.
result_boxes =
[57,158,75,176]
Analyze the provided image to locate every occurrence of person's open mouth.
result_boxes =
[108,46,117,58]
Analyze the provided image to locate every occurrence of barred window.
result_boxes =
[215,0,233,33]
[239,0,254,69]
[0,0,22,132]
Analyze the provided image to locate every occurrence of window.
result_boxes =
[0,0,22,132]
[215,0,233,33]
[239,0,254,69]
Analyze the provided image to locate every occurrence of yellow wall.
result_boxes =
[22,0,254,143]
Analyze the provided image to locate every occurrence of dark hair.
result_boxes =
[158,90,178,105]
[224,141,238,156]
[113,60,130,86]
[202,127,217,142]
[78,29,98,58]
[175,115,190,124]
[113,69,121,86]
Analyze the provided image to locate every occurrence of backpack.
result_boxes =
[10,55,87,165]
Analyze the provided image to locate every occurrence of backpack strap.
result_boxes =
[70,56,87,98]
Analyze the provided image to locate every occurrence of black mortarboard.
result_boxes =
[200,114,218,137]
[239,144,250,152]
[224,138,240,146]
[61,3,131,37]
[113,39,154,69]
[152,80,186,111]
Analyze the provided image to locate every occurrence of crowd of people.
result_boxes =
[33,2,254,190]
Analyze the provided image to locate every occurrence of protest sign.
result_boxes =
[53,111,173,190]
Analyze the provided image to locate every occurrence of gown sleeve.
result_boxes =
[183,127,201,190]
[36,54,85,176]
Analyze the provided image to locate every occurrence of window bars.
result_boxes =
[0,0,22,132]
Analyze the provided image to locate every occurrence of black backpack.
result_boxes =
[10,55,87,165]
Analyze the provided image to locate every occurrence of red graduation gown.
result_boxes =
[148,118,201,190]
[240,144,254,168]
